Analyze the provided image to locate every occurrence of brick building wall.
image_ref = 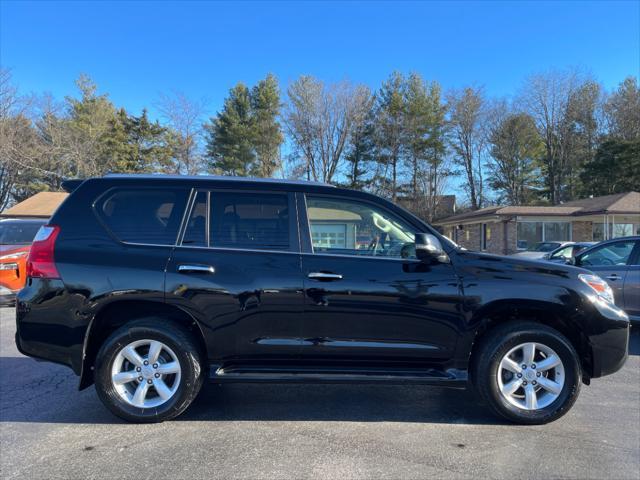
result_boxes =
[449,221,511,254]
[572,221,593,242]
[505,221,518,254]
[446,220,520,255]
[447,220,593,255]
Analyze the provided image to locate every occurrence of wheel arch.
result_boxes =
[79,299,208,390]
[466,299,593,385]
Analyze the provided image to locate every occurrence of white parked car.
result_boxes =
[511,241,574,260]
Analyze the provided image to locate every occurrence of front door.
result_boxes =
[298,193,462,366]
[576,239,638,310]
[165,189,304,365]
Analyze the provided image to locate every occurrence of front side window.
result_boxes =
[550,245,573,260]
[579,240,636,267]
[306,196,416,259]
[209,191,290,250]
[99,188,188,245]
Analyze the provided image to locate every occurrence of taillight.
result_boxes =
[26,225,61,279]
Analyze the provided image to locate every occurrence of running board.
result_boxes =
[209,365,468,387]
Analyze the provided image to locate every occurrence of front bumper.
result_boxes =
[587,297,630,378]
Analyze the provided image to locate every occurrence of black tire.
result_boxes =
[474,321,581,425]
[94,317,204,423]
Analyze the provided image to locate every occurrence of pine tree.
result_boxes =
[65,74,119,176]
[404,73,431,196]
[250,74,283,177]
[205,83,255,176]
[120,109,173,172]
[344,104,375,190]
[487,112,543,205]
[374,72,406,200]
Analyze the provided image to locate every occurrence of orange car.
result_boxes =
[0,218,46,306]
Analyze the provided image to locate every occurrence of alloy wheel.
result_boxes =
[110,339,182,408]
[497,342,565,410]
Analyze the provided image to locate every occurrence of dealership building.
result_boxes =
[435,191,640,255]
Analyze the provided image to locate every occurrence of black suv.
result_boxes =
[15,175,630,424]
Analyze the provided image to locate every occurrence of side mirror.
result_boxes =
[415,233,447,263]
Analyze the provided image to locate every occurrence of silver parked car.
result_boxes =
[544,242,596,263]
[572,236,640,324]
[511,241,574,260]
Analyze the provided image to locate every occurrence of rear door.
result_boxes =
[165,189,304,365]
[576,239,638,309]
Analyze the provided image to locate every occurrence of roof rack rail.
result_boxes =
[102,173,336,188]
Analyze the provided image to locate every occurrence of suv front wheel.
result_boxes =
[475,321,582,424]
[94,317,204,423]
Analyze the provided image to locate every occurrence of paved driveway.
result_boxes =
[1,307,639,479]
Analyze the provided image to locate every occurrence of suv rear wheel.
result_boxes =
[475,321,581,424]
[94,317,204,423]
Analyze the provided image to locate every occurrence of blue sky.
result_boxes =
[1,1,638,119]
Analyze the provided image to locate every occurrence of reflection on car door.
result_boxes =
[297,193,463,366]
[165,189,304,364]
[577,239,638,310]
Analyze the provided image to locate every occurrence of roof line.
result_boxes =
[103,173,336,188]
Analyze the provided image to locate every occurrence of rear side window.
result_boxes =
[209,192,289,250]
[98,188,189,245]
[182,191,208,247]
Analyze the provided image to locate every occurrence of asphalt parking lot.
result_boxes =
[1,307,638,480]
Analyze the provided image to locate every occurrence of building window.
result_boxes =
[593,222,635,241]
[516,221,571,250]
[481,223,488,250]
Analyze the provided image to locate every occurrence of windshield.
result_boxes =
[0,221,45,245]
[527,242,561,252]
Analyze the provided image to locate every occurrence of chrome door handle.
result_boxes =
[178,264,215,274]
[308,272,343,281]
[606,274,621,281]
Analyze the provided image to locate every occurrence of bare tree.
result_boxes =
[284,76,371,183]
[447,86,486,209]
[517,69,587,204]
[156,91,207,175]
[0,68,44,208]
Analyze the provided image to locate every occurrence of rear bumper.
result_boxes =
[15,279,86,375]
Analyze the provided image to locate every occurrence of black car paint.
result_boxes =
[15,176,630,390]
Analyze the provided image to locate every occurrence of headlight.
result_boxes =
[0,263,19,271]
[579,273,615,305]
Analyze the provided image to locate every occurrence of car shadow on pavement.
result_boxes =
[2,329,637,426]
[629,327,640,355]
[180,382,501,425]
[0,355,500,426]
